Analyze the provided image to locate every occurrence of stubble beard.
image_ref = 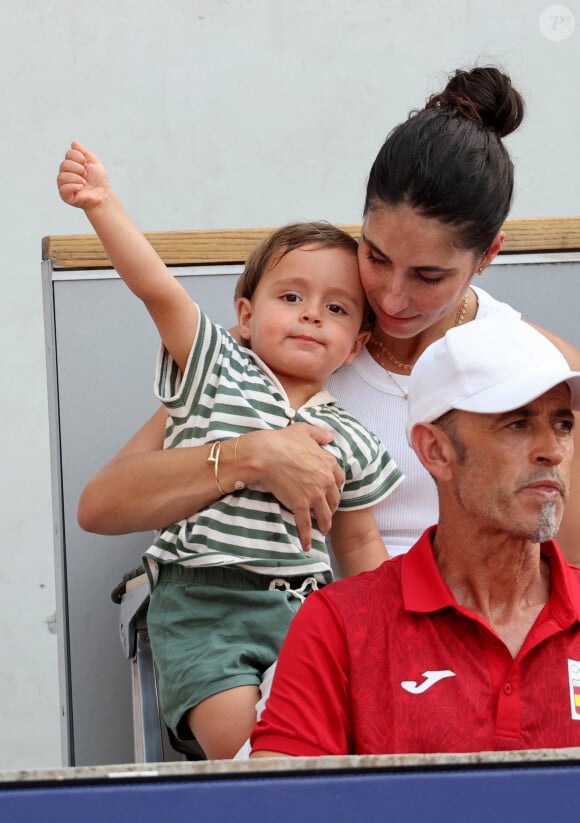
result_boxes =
[529,501,562,543]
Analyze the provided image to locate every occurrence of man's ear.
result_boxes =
[343,330,370,365]
[236,297,253,342]
[410,423,456,483]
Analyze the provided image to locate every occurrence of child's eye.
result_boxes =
[327,304,346,315]
[281,293,301,303]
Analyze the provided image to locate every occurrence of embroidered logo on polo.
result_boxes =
[401,669,456,694]
[568,659,580,720]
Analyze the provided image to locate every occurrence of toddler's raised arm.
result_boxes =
[57,141,197,372]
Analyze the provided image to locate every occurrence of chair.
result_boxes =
[112,569,205,762]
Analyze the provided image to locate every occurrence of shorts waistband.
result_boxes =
[157,563,321,592]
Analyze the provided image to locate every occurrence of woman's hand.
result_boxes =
[239,424,345,550]
[78,411,344,550]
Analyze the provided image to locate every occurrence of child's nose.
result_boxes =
[300,304,323,324]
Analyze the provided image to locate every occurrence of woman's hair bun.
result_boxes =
[425,66,524,138]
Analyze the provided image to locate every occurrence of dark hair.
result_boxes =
[235,221,374,331]
[364,67,525,253]
[432,409,466,463]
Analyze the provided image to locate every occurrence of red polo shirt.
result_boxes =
[251,528,580,756]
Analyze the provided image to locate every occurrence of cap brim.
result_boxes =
[453,371,580,414]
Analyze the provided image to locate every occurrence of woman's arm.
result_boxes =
[525,319,580,565]
[553,420,580,566]
[78,407,213,534]
[78,411,345,548]
[330,508,389,576]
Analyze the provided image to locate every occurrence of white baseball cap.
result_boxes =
[406,317,580,440]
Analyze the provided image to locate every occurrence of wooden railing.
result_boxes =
[43,217,580,270]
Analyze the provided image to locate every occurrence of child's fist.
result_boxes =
[57,141,109,210]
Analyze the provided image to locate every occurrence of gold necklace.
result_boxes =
[369,291,470,374]
[366,341,410,397]
[385,370,409,399]
[454,289,469,326]
[369,336,413,372]
[369,289,469,374]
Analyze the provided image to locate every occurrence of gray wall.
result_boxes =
[1,0,579,769]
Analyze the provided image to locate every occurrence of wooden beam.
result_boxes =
[42,217,580,270]
[501,216,580,253]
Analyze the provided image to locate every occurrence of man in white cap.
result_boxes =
[251,317,580,757]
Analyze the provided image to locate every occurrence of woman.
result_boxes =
[78,66,580,565]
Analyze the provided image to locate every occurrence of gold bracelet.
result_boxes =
[233,436,246,491]
[207,441,227,496]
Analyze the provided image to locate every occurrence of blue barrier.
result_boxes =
[2,752,580,823]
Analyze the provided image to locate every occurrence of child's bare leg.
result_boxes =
[187,684,260,759]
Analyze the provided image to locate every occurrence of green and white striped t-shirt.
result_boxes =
[143,310,403,585]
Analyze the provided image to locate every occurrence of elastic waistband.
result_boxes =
[157,563,322,592]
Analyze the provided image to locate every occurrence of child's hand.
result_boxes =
[57,141,110,210]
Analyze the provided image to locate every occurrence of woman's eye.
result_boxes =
[416,272,444,285]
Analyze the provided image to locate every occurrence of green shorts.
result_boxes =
[146,563,319,742]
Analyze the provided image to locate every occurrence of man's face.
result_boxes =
[444,384,575,542]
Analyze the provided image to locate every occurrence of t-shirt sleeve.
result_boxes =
[250,590,353,757]
[153,309,222,419]
[334,417,404,512]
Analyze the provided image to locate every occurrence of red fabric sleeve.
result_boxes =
[250,588,352,756]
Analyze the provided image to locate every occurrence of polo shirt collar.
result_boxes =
[248,349,337,409]
[541,538,580,626]
[401,526,454,613]
[402,526,580,627]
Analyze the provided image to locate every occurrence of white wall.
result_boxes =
[0,0,578,769]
